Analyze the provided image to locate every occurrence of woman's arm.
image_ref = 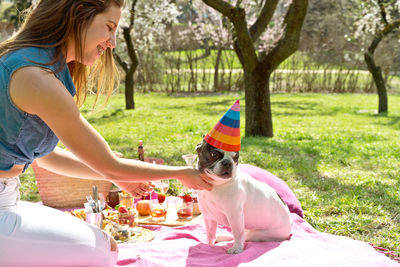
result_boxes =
[36,147,105,180]
[10,66,211,190]
[36,147,154,197]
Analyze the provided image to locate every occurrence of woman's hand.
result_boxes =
[113,181,154,199]
[179,168,213,191]
[110,151,156,198]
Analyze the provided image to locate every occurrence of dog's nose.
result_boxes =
[221,159,232,169]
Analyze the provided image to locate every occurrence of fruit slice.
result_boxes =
[157,193,166,203]
[118,206,129,213]
[183,194,192,203]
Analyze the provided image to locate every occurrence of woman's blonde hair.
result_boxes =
[0,0,125,107]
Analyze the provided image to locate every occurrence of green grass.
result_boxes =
[20,92,400,258]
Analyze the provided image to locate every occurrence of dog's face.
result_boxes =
[196,140,239,184]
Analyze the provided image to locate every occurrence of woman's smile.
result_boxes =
[66,4,121,65]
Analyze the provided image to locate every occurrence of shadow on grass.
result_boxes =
[163,97,246,118]
[373,115,400,131]
[273,100,342,117]
[241,136,400,228]
[85,108,126,124]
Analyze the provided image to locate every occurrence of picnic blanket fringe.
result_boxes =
[369,243,400,263]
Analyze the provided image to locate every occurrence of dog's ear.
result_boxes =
[196,139,206,153]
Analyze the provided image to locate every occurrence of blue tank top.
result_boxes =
[0,47,76,172]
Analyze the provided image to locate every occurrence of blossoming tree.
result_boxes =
[354,0,400,113]
[201,0,308,137]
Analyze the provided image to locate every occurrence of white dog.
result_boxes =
[196,140,292,254]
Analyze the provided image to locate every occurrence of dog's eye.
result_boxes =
[232,152,239,160]
[210,151,222,158]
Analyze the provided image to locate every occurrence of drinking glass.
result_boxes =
[181,154,198,194]
[182,154,197,168]
[153,180,169,194]
[176,199,194,220]
[149,199,167,222]
[85,212,102,228]
[111,224,131,242]
[118,210,136,227]
[119,191,134,209]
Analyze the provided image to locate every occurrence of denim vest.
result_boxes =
[0,47,76,172]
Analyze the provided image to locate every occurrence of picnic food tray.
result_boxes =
[136,213,203,227]
[115,227,156,244]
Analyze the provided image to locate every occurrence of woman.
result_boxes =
[0,1,211,266]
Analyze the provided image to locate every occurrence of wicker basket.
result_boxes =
[32,161,112,208]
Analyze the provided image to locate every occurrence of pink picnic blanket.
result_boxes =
[116,165,399,266]
[117,214,398,267]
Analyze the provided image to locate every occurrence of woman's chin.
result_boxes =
[80,53,100,66]
[80,59,97,66]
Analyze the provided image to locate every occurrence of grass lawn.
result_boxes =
[20,92,400,258]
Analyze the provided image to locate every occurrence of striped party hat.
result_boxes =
[204,100,240,152]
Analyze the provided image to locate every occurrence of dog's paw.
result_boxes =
[227,244,244,254]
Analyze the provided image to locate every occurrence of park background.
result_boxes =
[0,0,399,260]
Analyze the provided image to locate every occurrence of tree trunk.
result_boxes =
[213,47,223,92]
[125,69,135,109]
[244,68,273,137]
[364,51,387,113]
[119,25,139,110]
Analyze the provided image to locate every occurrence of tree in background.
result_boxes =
[300,0,360,66]
[115,0,180,109]
[191,1,233,91]
[114,0,139,109]
[3,0,31,28]
[201,0,308,137]
[354,0,400,113]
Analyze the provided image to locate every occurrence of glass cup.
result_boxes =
[111,223,131,242]
[119,192,134,209]
[85,212,103,228]
[149,199,167,222]
[153,180,169,194]
[182,154,197,168]
[177,200,194,220]
[118,209,136,227]
[107,189,121,208]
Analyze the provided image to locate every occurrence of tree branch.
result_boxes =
[260,0,308,70]
[122,26,139,73]
[377,0,389,25]
[129,0,139,29]
[249,0,279,42]
[202,0,234,17]
[115,0,139,74]
[202,0,258,71]
[368,18,400,54]
[114,51,128,72]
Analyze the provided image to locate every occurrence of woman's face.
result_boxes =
[67,4,122,65]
